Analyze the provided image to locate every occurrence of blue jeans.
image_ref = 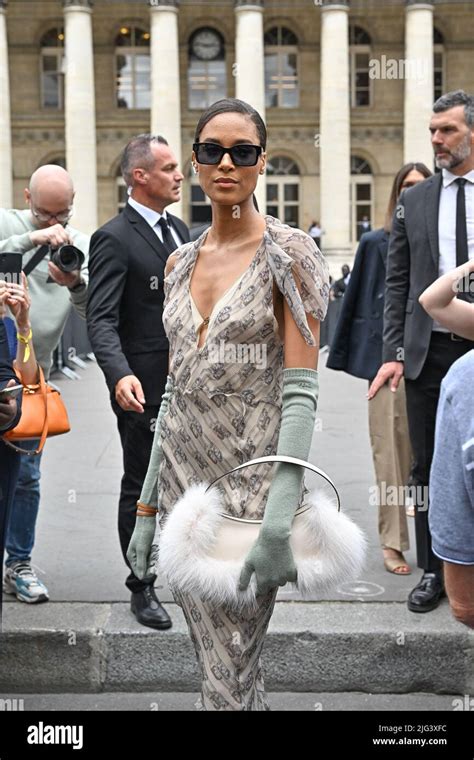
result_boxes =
[5,439,42,567]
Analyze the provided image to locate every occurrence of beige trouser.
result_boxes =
[368,379,412,552]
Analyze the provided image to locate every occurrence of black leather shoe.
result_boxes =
[407,572,445,613]
[130,586,172,629]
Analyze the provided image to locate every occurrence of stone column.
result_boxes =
[234,1,266,213]
[63,0,97,233]
[0,1,12,208]
[320,1,351,269]
[404,1,434,167]
[150,0,182,218]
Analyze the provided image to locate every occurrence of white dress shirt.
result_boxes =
[127,196,182,249]
[433,168,474,332]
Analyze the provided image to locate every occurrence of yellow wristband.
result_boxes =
[17,328,33,363]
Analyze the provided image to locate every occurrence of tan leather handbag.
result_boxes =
[157,455,367,609]
[2,366,71,455]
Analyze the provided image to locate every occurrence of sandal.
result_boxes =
[383,549,411,575]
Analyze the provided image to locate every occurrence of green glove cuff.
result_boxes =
[139,375,174,509]
[262,367,319,537]
[239,367,319,594]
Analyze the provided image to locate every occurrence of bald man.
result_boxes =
[0,165,89,604]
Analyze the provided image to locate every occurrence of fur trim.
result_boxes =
[158,483,366,609]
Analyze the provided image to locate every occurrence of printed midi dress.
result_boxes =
[157,215,329,710]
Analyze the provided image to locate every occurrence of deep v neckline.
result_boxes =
[187,224,267,351]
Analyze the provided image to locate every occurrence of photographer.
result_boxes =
[0,164,89,603]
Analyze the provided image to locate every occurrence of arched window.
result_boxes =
[433,27,445,101]
[264,26,299,108]
[115,25,151,109]
[266,156,300,227]
[37,156,66,170]
[349,25,372,108]
[188,27,226,109]
[40,27,65,109]
[351,155,373,242]
[189,166,212,226]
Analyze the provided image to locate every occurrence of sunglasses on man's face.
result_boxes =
[192,142,263,167]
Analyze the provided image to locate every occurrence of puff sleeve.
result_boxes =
[266,219,330,346]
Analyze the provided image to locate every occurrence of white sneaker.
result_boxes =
[3,562,49,603]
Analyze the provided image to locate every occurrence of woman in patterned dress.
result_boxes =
[127,98,330,710]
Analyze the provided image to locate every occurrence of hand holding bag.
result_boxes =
[2,365,70,455]
[158,455,367,608]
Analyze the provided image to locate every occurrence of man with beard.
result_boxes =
[368,90,474,613]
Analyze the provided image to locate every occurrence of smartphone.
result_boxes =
[0,253,22,284]
[0,384,23,402]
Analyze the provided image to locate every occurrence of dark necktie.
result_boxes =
[157,217,178,255]
[455,178,468,267]
[454,177,473,303]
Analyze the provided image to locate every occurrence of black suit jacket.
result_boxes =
[383,172,448,379]
[86,204,190,405]
[327,228,388,381]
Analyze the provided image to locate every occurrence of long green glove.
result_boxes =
[126,375,174,580]
[239,368,319,596]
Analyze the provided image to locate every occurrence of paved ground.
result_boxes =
[3,352,420,606]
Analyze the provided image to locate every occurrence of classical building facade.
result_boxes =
[1,0,473,270]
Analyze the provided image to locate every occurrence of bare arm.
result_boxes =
[0,274,38,385]
[278,269,320,369]
[419,260,474,341]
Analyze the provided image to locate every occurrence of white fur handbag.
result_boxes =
[158,455,366,608]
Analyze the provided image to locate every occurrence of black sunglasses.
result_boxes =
[193,142,263,167]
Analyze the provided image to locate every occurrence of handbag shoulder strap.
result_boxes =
[205,454,341,511]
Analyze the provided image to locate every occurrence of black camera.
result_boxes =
[49,244,85,273]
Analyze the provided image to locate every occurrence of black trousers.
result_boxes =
[405,332,474,572]
[113,403,160,594]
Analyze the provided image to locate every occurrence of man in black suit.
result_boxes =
[87,134,189,629]
[369,90,474,612]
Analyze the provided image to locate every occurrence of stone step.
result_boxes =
[1,601,473,695]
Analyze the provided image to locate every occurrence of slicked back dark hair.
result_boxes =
[194,98,267,149]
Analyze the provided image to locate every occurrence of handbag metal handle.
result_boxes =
[205,454,341,512]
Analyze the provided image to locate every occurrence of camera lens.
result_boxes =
[50,244,85,273]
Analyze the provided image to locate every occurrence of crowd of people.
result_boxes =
[0,88,473,710]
